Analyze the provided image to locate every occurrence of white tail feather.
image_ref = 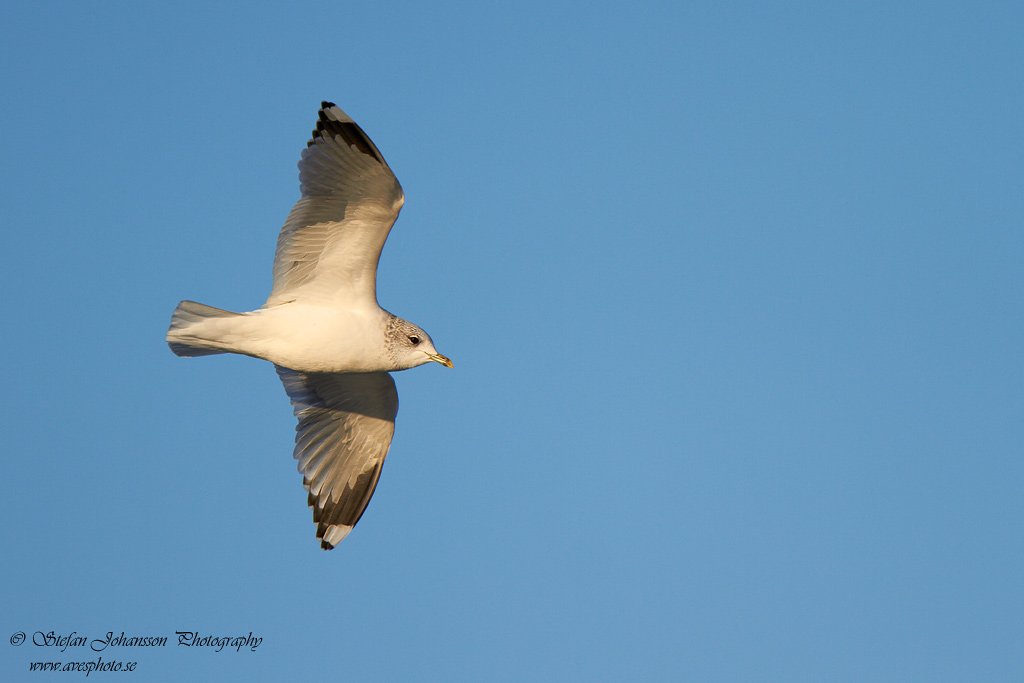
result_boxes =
[166,300,242,357]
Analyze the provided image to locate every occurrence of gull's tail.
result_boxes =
[166,300,244,357]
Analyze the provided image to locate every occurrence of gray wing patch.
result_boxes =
[266,102,404,307]
[276,366,399,549]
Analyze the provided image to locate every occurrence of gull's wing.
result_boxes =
[276,365,399,549]
[265,102,405,308]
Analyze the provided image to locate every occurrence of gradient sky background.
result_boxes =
[2,1,1023,681]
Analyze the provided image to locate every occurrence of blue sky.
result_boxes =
[2,1,1022,680]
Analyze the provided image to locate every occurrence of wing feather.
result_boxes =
[276,365,399,549]
[266,102,404,308]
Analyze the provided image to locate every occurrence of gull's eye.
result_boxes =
[408,335,420,345]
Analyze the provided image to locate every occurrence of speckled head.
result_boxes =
[384,314,453,371]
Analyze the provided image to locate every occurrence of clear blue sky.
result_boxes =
[2,1,1022,681]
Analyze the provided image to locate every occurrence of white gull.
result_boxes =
[167,101,452,549]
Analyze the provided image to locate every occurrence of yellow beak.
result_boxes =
[428,353,454,368]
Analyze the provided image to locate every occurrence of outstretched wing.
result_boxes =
[276,366,400,549]
[265,102,405,308]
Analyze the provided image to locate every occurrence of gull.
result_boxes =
[166,101,452,549]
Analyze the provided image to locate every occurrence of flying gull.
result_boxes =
[166,101,452,549]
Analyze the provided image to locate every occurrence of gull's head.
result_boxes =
[386,316,453,370]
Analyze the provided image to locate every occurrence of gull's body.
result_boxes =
[166,102,451,549]
[170,303,401,373]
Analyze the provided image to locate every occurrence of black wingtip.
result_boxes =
[321,100,336,109]
[306,104,382,163]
